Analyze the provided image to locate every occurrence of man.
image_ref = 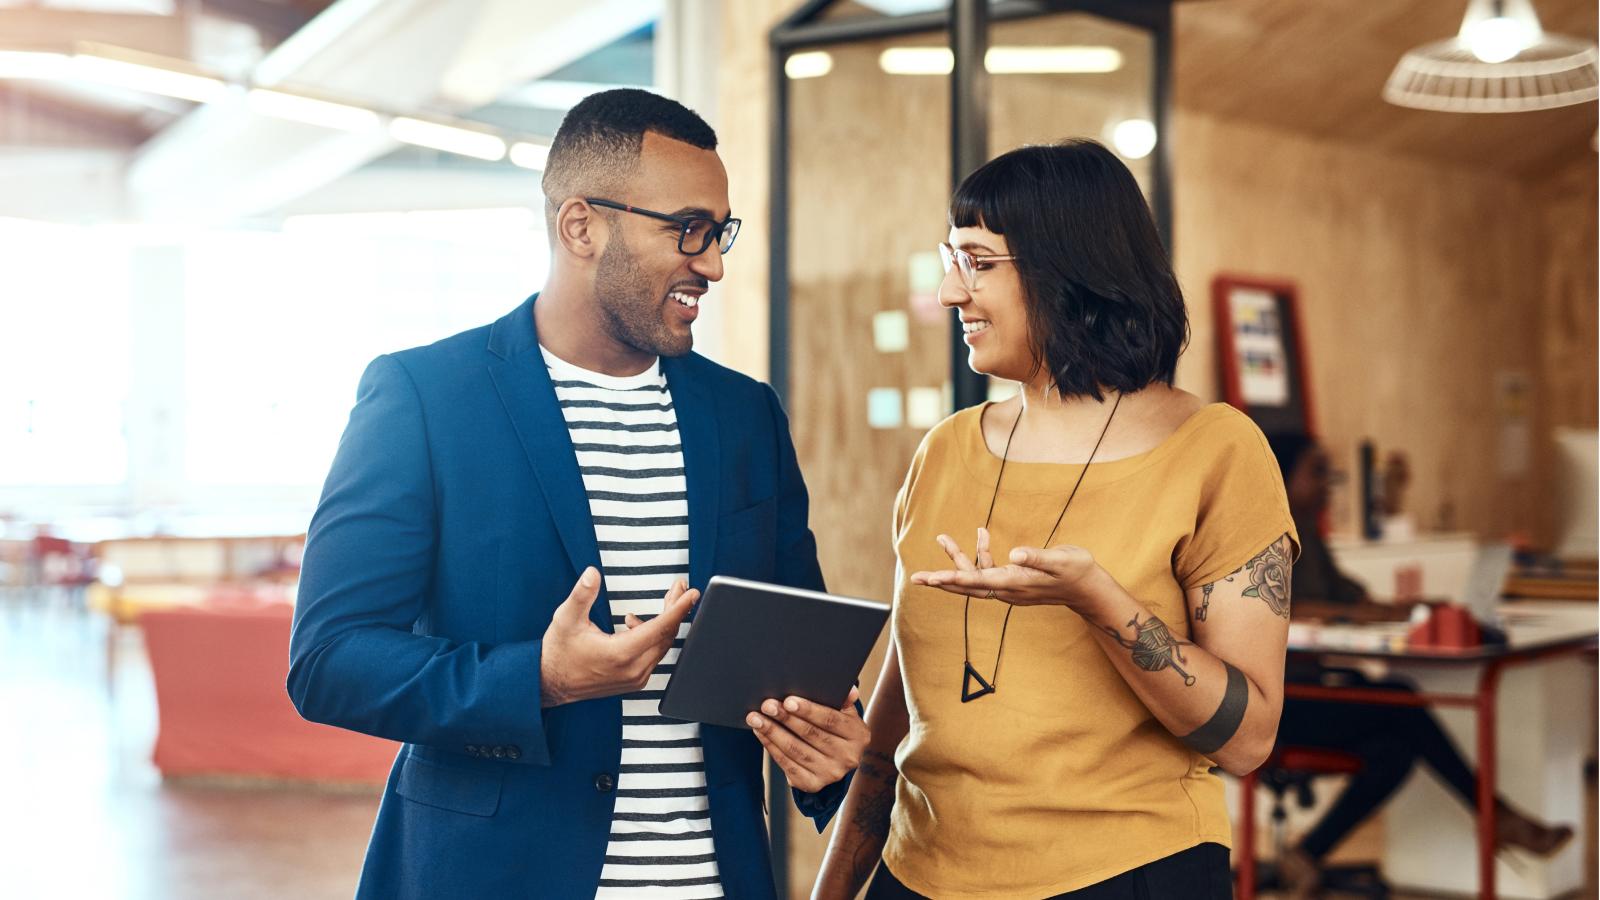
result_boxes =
[289,89,868,900]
